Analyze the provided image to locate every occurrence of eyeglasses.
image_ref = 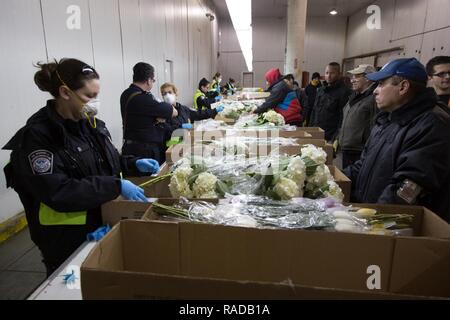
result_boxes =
[432,71,450,78]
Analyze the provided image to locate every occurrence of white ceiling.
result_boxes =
[307,0,375,17]
[211,0,376,19]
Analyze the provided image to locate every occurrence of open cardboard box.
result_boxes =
[81,200,450,299]
[186,128,314,140]
[128,164,351,202]
[165,137,334,165]
[101,199,153,227]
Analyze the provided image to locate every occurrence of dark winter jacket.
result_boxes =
[255,80,302,125]
[344,88,450,222]
[310,80,352,141]
[338,83,378,152]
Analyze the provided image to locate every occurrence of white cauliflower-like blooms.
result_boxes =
[324,181,344,202]
[273,177,300,200]
[301,144,327,165]
[286,156,306,189]
[305,164,333,190]
[169,176,193,198]
[214,138,248,156]
[192,172,218,198]
[263,110,285,126]
[169,165,194,198]
[173,165,193,180]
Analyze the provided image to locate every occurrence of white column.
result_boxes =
[285,0,308,79]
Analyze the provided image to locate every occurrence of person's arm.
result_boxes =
[377,114,450,204]
[332,88,352,141]
[196,95,211,110]
[142,95,176,119]
[255,83,288,114]
[16,131,121,212]
[189,105,217,121]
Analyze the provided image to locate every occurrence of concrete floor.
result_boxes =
[0,228,46,300]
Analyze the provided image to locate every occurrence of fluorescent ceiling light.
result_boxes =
[329,8,338,15]
[226,0,253,72]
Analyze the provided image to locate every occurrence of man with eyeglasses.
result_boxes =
[426,56,450,107]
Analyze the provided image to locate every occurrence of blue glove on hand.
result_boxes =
[87,225,111,242]
[216,104,225,113]
[215,95,222,101]
[136,159,160,174]
[120,180,148,202]
[182,123,193,129]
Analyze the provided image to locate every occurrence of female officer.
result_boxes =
[161,82,222,131]
[3,58,159,276]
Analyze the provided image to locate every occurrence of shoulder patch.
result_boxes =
[28,150,53,175]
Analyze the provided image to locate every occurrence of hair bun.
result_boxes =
[34,61,58,94]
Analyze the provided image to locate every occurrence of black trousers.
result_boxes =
[122,140,166,165]
[37,225,97,277]
[342,150,362,170]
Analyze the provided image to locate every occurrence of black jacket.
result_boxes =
[338,83,378,152]
[164,102,217,139]
[295,88,309,121]
[310,80,352,141]
[304,81,322,124]
[120,84,173,144]
[344,88,450,222]
[255,79,290,114]
[2,101,139,261]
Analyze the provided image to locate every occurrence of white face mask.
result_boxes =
[163,93,176,105]
[82,98,101,117]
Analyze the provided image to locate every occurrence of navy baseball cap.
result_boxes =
[366,58,428,84]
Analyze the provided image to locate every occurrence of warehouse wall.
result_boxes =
[345,0,450,66]
[217,18,247,88]
[0,0,219,223]
[253,17,287,88]
[303,16,347,79]
[218,16,287,89]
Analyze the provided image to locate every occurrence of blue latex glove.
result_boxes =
[182,123,193,129]
[87,225,111,242]
[215,95,222,101]
[136,159,160,174]
[121,180,148,202]
[216,104,225,113]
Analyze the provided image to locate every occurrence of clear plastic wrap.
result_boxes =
[154,196,341,229]
[152,196,415,235]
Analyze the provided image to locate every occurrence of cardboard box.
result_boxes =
[295,127,325,139]
[101,199,152,226]
[81,202,450,299]
[213,114,237,125]
[165,138,334,165]
[128,164,350,202]
[186,129,313,140]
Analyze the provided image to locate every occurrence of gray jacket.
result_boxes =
[338,83,378,152]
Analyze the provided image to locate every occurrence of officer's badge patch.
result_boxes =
[28,150,53,175]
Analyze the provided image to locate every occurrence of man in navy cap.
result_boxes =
[344,58,450,222]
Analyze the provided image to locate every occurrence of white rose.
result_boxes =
[192,172,218,198]
[169,175,193,198]
[273,177,300,200]
[286,156,306,188]
[324,181,344,202]
[306,164,333,188]
[301,144,327,165]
